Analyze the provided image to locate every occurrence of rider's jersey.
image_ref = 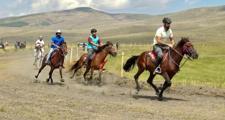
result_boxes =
[153,26,173,45]
[35,39,45,48]
[87,35,102,49]
[51,36,64,49]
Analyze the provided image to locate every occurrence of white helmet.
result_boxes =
[56,29,62,33]
[39,36,43,39]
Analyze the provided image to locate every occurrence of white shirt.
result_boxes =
[35,39,45,47]
[153,26,173,45]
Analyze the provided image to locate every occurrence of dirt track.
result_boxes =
[0,51,225,120]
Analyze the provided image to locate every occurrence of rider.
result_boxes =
[34,36,45,54]
[153,17,175,74]
[45,29,65,64]
[85,28,103,65]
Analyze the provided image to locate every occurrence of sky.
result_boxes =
[0,0,225,18]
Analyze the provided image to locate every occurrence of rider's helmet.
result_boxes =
[39,36,43,40]
[56,29,62,34]
[162,17,172,24]
[91,28,97,34]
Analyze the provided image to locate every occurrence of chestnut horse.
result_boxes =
[70,41,117,84]
[35,42,68,84]
[123,38,198,100]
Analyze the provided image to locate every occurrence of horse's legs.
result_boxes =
[89,68,94,80]
[134,68,144,94]
[35,63,46,79]
[158,72,171,101]
[59,67,64,82]
[147,72,159,95]
[83,66,91,81]
[48,67,54,84]
[70,65,82,79]
[33,55,37,65]
[98,70,102,84]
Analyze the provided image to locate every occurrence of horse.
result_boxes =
[15,41,26,49]
[70,41,117,84]
[35,42,68,84]
[33,45,44,68]
[0,42,5,50]
[123,37,198,100]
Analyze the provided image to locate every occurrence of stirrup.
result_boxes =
[154,66,161,74]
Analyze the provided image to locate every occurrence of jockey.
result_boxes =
[153,17,175,74]
[85,28,103,65]
[45,29,65,64]
[34,36,45,53]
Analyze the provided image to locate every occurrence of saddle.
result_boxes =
[146,48,169,66]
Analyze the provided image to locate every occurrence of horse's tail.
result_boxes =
[123,55,139,72]
[70,60,80,72]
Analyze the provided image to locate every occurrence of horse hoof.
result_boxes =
[155,92,160,96]
[46,79,49,83]
[135,91,139,95]
[60,79,65,82]
[158,95,163,101]
[158,97,163,101]
[97,82,103,87]
[135,90,140,95]
[84,80,88,85]
[33,79,39,83]
[35,75,38,79]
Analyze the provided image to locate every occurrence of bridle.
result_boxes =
[168,42,193,70]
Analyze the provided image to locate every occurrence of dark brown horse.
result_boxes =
[35,42,68,84]
[70,41,117,84]
[123,38,198,100]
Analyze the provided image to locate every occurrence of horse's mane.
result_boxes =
[96,41,113,53]
[176,37,190,48]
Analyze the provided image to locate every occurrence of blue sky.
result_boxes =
[0,0,225,18]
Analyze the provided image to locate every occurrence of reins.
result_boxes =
[168,46,192,71]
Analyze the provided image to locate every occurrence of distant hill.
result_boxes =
[0,5,225,44]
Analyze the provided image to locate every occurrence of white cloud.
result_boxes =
[30,0,174,11]
[31,0,80,12]
[185,0,201,5]
[0,0,179,18]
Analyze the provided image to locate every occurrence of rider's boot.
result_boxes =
[154,58,162,74]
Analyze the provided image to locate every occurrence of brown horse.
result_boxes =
[70,41,117,84]
[123,38,198,100]
[35,42,68,84]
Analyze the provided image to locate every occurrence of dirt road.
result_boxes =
[0,51,225,120]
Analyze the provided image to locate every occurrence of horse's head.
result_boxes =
[60,42,68,55]
[102,41,117,57]
[177,37,198,59]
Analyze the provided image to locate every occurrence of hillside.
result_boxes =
[0,5,225,44]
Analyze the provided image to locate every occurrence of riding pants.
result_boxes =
[46,48,55,63]
[153,44,164,65]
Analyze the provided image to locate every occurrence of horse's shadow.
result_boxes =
[33,79,65,86]
[47,82,65,86]
[133,94,188,102]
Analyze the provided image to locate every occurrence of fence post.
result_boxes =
[69,47,73,64]
[121,52,124,77]
[76,46,79,60]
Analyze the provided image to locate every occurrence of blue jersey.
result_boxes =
[51,36,64,48]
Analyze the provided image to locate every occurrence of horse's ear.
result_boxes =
[106,41,112,46]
